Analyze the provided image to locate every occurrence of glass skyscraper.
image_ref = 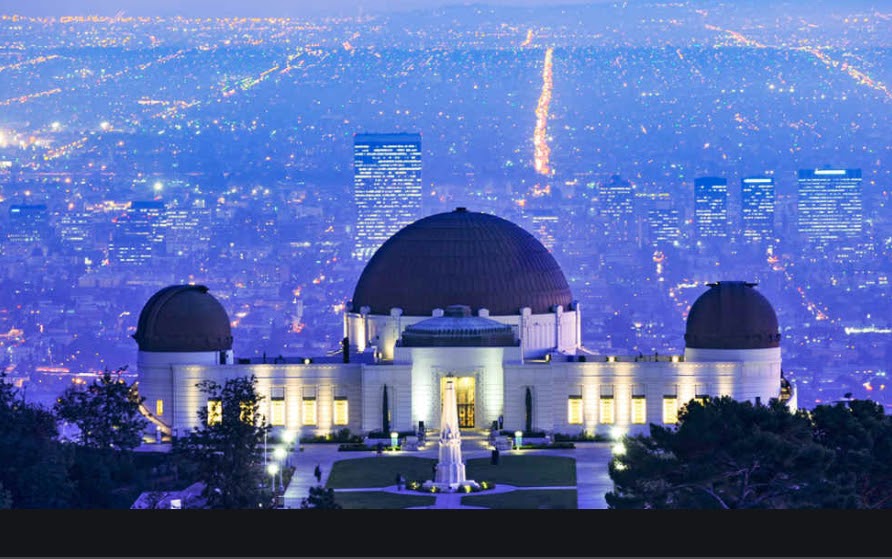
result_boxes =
[741,176,775,244]
[694,176,729,242]
[353,132,423,261]
[797,168,862,247]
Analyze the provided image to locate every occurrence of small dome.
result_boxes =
[400,305,518,347]
[134,285,233,352]
[351,208,573,316]
[685,281,780,350]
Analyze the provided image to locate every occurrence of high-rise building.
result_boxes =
[109,200,166,265]
[7,204,49,247]
[648,205,681,248]
[797,167,862,247]
[741,176,775,244]
[352,132,423,261]
[598,174,635,243]
[694,176,729,242]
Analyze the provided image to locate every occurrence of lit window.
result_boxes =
[567,396,583,425]
[663,397,678,424]
[599,397,615,425]
[207,399,222,426]
[270,387,285,426]
[302,398,317,426]
[239,401,254,424]
[155,399,164,417]
[631,396,646,424]
[333,397,349,426]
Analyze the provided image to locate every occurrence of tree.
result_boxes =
[606,396,832,509]
[0,372,73,508]
[172,375,271,509]
[382,384,390,434]
[524,387,533,433]
[810,399,892,508]
[53,366,148,451]
[300,485,341,509]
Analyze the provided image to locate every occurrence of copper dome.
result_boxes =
[684,281,780,350]
[351,208,573,316]
[133,285,233,352]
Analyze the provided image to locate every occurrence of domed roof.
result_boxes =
[400,305,518,347]
[133,285,233,352]
[351,208,573,316]
[684,281,780,350]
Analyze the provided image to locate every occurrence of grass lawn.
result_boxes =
[333,490,437,509]
[326,456,437,488]
[461,489,578,509]
[465,455,576,486]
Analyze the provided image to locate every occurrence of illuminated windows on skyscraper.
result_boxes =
[694,176,729,242]
[741,176,775,244]
[353,133,423,261]
[797,168,862,248]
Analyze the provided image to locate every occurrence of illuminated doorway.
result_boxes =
[440,376,476,429]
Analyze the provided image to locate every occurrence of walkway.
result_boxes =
[280,433,613,509]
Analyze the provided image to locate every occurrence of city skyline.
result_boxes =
[0,0,888,418]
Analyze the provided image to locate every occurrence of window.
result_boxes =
[239,401,254,424]
[663,396,678,424]
[599,397,615,425]
[270,387,286,426]
[599,384,615,424]
[302,398,317,426]
[155,399,164,417]
[694,384,709,407]
[567,395,583,425]
[333,396,349,426]
[631,396,646,424]
[207,399,222,426]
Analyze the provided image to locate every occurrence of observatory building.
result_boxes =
[134,208,795,440]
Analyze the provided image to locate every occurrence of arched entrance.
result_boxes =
[440,375,476,428]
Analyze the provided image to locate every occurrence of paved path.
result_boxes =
[281,434,613,509]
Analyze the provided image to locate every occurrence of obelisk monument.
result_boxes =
[434,376,467,488]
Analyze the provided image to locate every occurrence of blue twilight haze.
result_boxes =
[0,0,888,415]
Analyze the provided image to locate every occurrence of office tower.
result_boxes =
[163,201,211,258]
[648,205,681,248]
[741,176,776,244]
[599,174,635,243]
[694,176,729,242]
[523,207,559,252]
[797,167,862,247]
[109,200,166,265]
[352,132,423,261]
[57,211,92,254]
[7,204,49,252]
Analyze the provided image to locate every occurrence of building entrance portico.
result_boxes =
[440,375,475,428]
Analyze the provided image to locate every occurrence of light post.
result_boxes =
[390,431,399,449]
[273,446,287,492]
[267,462,280,507]
[514,430,523,450]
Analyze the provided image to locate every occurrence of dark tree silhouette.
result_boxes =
[54,366,147,451]
[172,375,271,509]
[382,385,390,434]
[607,396,832,509]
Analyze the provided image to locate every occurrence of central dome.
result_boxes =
[351,208,573,316]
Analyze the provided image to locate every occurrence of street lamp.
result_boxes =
[274,445,287,477]
[390,431,398,449]
[514,430,523,450]
[267,462,279,491]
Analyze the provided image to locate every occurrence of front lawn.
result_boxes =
[465,455,576,486]
[461,489,577,509]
